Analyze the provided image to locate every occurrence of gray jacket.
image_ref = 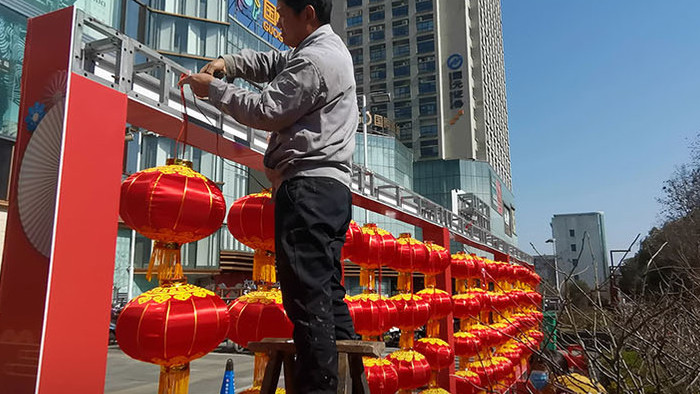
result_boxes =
[208,24,357,190]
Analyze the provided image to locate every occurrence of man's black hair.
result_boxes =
[281,0,332,25]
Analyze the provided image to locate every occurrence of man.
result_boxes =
[179,1,359,392]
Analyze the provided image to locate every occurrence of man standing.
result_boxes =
[179,1,359,392]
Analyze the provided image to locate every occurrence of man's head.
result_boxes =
[276,0,332,47]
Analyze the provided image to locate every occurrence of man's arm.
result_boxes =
[207,56,322,132]
[221,49,288,83]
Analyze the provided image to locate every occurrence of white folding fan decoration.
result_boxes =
[17,100,65,257]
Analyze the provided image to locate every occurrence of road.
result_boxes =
[104,345,260,393]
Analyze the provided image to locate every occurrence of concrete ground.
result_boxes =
[104,346,259,393]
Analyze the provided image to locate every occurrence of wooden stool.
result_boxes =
[247,338,385,394]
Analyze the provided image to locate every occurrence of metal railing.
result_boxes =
[70,10,532,263]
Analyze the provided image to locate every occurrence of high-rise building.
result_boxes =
[331,0,511,188]
[551,212,610,301]
[331,0,516,249]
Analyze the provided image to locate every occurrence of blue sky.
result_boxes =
[501,1,700,260]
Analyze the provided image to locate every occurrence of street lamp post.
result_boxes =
[546,238,561,299]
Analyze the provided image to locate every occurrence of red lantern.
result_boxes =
[524,291,543,308]
[468,323,499,349]
[341,220,363,260]
[363,357,399,394]
[454,331,481,357]
[417,241,450,275]
[386,350,431,390]
[227,289,293,347]
[350,223,397,269]
[390,233,429,272]
[116,282,230,392]
[451,252,482,279]
[390,293,431,330]
[120,160,226,281]
[455,370,482,394]
[452,293,482,319]
[415,338,454,370]
[346,294,397,338]
[227,190,275,252]
[416,288,452,320]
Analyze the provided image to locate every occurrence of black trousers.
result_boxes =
[274,176,357,393]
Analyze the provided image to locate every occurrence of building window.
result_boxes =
[392,0,408,17]
[571,244,577,252]
[370,103,387,116]
[348,29,362,47]
[370,83,387,93]
[392,19,409,37]
[393,39,410,57]
[370,64,387,80]
[574,274,580,280]
[393,59,410,77]
[354,67,364,84]
[369,24,385,41]
[417,55,435,73]
[416,14,434,32]
[416,34,434,53]
[347,0,362,7]
[418,75,436,94]
[415,0,433,13]
[420,139,438,158]
[369,5,385,22]
[0,139,13,200]
[419,120,437,138]
[419,96,437,116]
[569,229,575,237]
[370,44,386,62]
[350,48,363,64]
[572,258,579,267]
[394,101,412,120]
[397,121,413,141]
[394,80,411,99]
[347,10,362,27]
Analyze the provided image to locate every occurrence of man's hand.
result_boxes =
[200,58,226,78]
[178,73,215,98]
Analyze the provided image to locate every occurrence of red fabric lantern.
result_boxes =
[417,241,450,275]
[416,288,452,320]
[455,370,482,394]
[227,190,275,252]
[346,294,397,337]
[451,252,482,280]
[120,161,226,281]
[453,331,481,357]
[350,223,397,269]
[341,220,362,260]
[390,233,429,272]
[524,291,543,308]
[415,338,454,370]
[386,350,431,390]
[363,357,399,394]
[390,293,431,329]
[468,323,499,349]
[227,289,293,347]
[116,282,230,393]
[452,293,482,319]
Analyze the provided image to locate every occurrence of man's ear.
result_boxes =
[304,4,318,24]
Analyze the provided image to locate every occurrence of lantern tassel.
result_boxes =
[147,242,183,283]
[158,363,190,394]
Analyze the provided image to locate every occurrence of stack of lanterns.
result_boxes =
[116,159,230,394]
[343,223,400,393]
[414,241,453,394]
[226,190,293,394]
[386,233,432,393]
[454,256,544,392]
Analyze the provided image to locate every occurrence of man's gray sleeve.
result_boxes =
[209,56,322,132]
[221,49,288,83]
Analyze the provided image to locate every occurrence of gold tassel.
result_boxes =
[397,272,412,293]
[252,352,269,387]
[158,363,190,394]
[147,242,183,284]
[252,249,276,287]
[399,328,414,350]
[427,319,440,338]
[360,267,375,292]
